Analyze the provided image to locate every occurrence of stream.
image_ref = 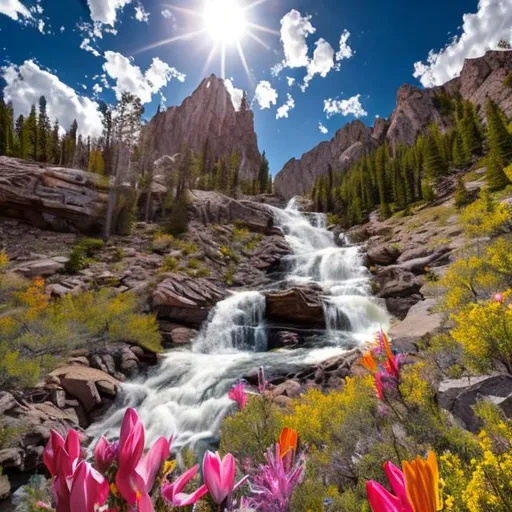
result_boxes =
[88,198,390,450]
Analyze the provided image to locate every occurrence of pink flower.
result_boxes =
[161,464,208,507]
[257,366,268,394]
[35,501,52,510]
[228,382,248,410]
[494,293,504,303]
[94,437,118,474]
[374,372,385,401]
[203,451,246,505]
[384,354,401,379]
[366,461,413,512]
[115,408,170,512]
[70,461,109,512]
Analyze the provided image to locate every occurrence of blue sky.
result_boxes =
[1,0,510,175]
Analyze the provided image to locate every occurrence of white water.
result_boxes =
[88,199,389,449]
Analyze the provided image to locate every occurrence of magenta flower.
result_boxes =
[375,372,385,401]
[246,443,305,512]
[203,451,247,506]
[228,382,248,410]
[257,366,268,394]
[115,408,171,512]
[94,437,118,474]
[367,461,414,512]
[161,464,208,507]
[494,292,504,303]
[69,461,109,512]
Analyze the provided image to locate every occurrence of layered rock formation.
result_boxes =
[0,157,109,232]
[147,75,261,182]
[275,50,512,199]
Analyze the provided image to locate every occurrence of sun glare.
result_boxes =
[204,0,246,43]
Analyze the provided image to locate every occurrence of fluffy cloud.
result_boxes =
[103,51,185,104]
[224,79,244,111]
[80,38,101,57]
[280,10,316,69]
[413,0,512,87]
[336,30,353,61]
[92,83,103,95]
[324,95,367,118]
[87,0,133,27]
[0,0,31,20]
[318,122,328,134]
[286,76,295,87]
[134,3,149,23]
[302,38,335,91]
[254,81,278,110]
[2,60,103,138]
[161,8,177,28]
[276,94,295,119]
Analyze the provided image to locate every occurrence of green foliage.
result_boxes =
[505,72,512,89]
[151,234,176,254]
[0,281,161,388]
[485,97,512,167]
[454,176,472,209]
[224,263,237,285]
[486,151,510,191]
[160,256,179,273]
[165,194,189,236]
[65,238,104,274]
[219,246,240,263]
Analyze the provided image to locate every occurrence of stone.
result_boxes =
[147,75,261,183]
[377,267,422,299]
[265,287,325,328]
[0,156,110,232]
[16,258,64,277]
[272,380,302,399]
[367,244,401,266]
[439,375,512,432]
[0,474,10,500]
[50,366,120,412]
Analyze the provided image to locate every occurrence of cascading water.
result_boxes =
[88,198,389,449]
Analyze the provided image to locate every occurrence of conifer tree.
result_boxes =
[229,151,240,195]
[49,120,60,164]
[424,133,447,179]
[37,96,50,162]
[452,133,465,168]
[15,115,26,159]
[0,97,6,156]
[485,97,512,166]
[25,105,38,160]
[459,101,483,159]
[486,151,510,192]
[454,176,471,209]
[258,152,269,194]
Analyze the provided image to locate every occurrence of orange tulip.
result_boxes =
[361,351,378,373]
[279,427,298,460]
[402,451,442,512]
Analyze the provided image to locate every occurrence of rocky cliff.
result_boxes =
[147,75,261,182]
[274,50,512,200]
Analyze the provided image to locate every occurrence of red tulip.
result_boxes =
[161,464,208,507]
[228,382,248,410]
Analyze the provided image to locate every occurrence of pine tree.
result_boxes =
[486,151,510,192]
[49,120,60,164]
[15,115,27,159]
[454,176,471,209]
[424,133,447,179]
[37,96,50,162]
[0,97,6,156]
[258,152,270,194]
[459,101,483,159]
[3,102,14,156]
[25,105,38,161]
[240,91,249,111]
[452,133,465,168]
[229,151,240,195]
[485,97,512,166]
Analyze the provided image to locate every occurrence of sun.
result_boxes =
[204,0,246,43]
[137,1,279,81]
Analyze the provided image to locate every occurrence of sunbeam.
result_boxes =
[247,22,280,36]
[236,41,253,85]
[246,30,271,51]
[244,0,270,11]
[160,4,203,18]
[134,30,206,54]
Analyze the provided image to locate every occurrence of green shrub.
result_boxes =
[224,263,237,285]
[161,256,179,273]
[152,234,176,254]
[187,258,201,270]
[233,226,250,242]
[219,246,240,263]
[165,195,189,236]
[65,238,104,274]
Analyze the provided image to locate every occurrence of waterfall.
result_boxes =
[88,198,389,449]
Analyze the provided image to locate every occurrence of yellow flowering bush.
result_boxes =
[459,192,511,238]
[451,290,512,374]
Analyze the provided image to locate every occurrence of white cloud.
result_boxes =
[92,83,103,95]
[224,79,244,111]
[161,8,177,28]
[276,94,295,119]
[87,0,133,27]
[324,94,368,119]
[286,76,295,87]
[60,25,65,32]
[103,51,185,104]
[254,80,278,110]
[37,18,44,33]
[2,60,104,138]
[80,38,101,57]
[280,9,316,69]
[413,0,512,87]
[134,3,149,23]
[336,29,353,61]
[319,122,328,134]
[302,38,335,91]
[0,0,31,20]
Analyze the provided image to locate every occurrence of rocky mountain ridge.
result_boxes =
[274,50,512,199]
[147,75,262,182]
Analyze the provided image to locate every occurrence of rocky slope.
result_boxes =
[274,50,512,199]
[147,75,262,182]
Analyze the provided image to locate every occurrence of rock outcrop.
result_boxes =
[274,50,512,199]
[0,157,109,232]
[147,75,261,182]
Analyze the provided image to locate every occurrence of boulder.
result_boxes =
[15,258,65,277]
[49,366,120,413]
[439,375,512,432]
[153,273,226,327]
[367,244,401,266]
[265,287,325,328]
[0,157,109,232]
[272,380,303,399]
[377,267,422,299]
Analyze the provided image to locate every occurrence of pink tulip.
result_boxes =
[162,464,208,507]
[494,293,504,303]
[228,382,248,410]
[70,461,109,512]
[384,354,401,379]
[115,408,170,512]
[35,502,52,510]
[367,461,413,512]
[375,372,385,401]
[203,451,245,505]
[94,437,118,474]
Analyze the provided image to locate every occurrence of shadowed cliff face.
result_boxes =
[274,50,512,200]
[147,74,261,182]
